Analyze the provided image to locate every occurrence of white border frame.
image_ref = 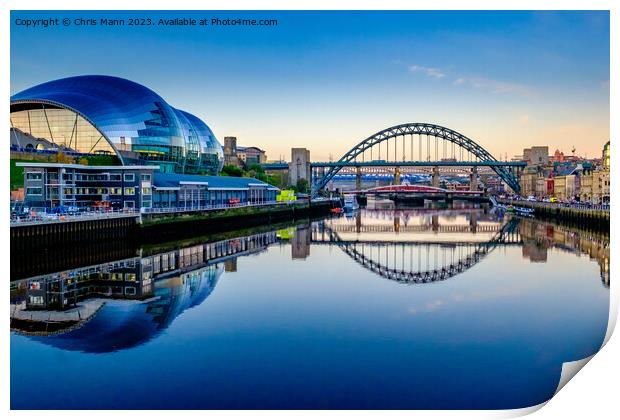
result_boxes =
[1,1,616,419]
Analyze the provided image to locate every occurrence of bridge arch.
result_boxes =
[315,217,520,285]
[312,123,520,194]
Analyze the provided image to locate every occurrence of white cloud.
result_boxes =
[409,64,445,79]
[408,63,536,98]
[452,76,537,97]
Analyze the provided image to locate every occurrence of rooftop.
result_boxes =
[153,172,279,190]
[15,162,159,170]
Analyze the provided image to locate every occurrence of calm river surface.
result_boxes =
[10,207,610,409]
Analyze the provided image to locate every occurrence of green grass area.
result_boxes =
[10,160,25,190]
[82,155,121,166]
[10,156,56,190]
[10,153,121,190]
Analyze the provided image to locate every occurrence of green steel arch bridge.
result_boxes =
[262,123,526,196]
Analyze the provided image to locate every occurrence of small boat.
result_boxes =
[495,203,534,216]
[513,206,535,216]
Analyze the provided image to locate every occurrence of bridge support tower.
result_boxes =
[355,167,362,191]
[470,167,479,191]
[432,166,440,188]
[394,166,401,185]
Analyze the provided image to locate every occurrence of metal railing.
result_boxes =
[10,200,306,225]
[142,200,289,214]
[9,197,337,226]
[10,208,140,226]
[501,199,610,212]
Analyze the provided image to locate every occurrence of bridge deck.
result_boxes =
[310,160,526,168]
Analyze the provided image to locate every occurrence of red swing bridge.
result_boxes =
[344,184,487,205]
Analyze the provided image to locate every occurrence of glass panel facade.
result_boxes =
[10,106,115,155]
[10,75,225,175]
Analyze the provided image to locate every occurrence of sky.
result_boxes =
[10,10,610,162]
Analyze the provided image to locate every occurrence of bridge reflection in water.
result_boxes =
[10,209,609,353]
[311,208,608,287]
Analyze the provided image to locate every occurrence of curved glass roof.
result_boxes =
[10,75,223,174]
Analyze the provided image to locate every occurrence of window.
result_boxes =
[124,187,136,195]
[110,187,122,195]
[142,187,151,195]
[124,173,135,182]
[142,200,152,208]
[124,201,135,208]
[26,172,43,180]
[29,296,44,305]
[141,174,151,181]
[26,187,43,195]
[110,174,122,181]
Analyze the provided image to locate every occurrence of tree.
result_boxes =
[247,163,264,174]
[220,164,244,177]
[296,178,309,193]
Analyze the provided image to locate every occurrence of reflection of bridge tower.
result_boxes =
[356,211,362,233]
[394,216,400,233]
[432,166,440,187]
[469,212,478,233]
[394,166,401,185]
[292,227,311,260]
[431,215,439,232]
[470,167,479,191]
[356,167,362,191]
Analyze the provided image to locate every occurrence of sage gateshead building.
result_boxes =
[10,75,224,175]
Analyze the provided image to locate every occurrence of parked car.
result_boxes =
[527,196,536,202]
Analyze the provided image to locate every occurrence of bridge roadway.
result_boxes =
[310,160,526,168]
[262,161,526,170]
[318,223,504,234]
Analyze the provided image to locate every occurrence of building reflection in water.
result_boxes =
[10,208,609,353]
[10,231,279,352]
[518,218,609,286]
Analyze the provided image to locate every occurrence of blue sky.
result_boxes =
[11,10,609,161]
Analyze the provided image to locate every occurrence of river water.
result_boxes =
[10,207,610,409]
